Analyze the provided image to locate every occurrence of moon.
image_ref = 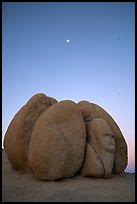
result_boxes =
[67,39,70,43]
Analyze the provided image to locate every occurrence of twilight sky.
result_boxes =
[2,2,135,173]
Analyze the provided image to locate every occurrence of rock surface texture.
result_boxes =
[4,93,128,180]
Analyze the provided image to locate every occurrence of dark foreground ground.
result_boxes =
[2,149,135,202]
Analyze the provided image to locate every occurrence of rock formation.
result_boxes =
[77,101,128,174]
[3,93,57,173]
[80,118,115,177]
[3,93,128,180]
[28,100,86,180]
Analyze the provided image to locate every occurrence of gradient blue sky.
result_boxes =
[2,2,135,173]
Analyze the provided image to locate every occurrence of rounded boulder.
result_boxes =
[28,100,86,180]
[4,93,51,172]
[77,101,128,174]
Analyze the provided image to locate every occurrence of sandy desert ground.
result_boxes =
[2,149,135,202]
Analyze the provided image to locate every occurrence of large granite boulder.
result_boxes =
[77,101,128,174]
[28,100,86,180]
[80,118,115,177]
[3,93,53,172]
[3,94,128,180]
